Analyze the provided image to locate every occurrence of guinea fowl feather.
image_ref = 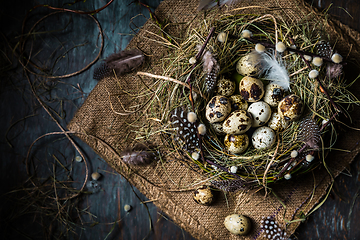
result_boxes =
[197,45,220,92]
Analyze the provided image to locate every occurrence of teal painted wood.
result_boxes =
[0,0,359,239]
[0,1,195,239]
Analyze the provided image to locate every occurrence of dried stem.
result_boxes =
[288,38,342,114]
[136,71,204,98]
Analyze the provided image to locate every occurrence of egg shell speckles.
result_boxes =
[229,94,248,111]
[268,112,289,131]
[252,126,276,150]
[239,76,264,102]
[263,83,285,107]
[222,110,253,135]
[248,101,271,127]
[211,122,226,135]
[205,96,231,123]
[193,185,214,205]
[215,78,235,97]
[278,94,304,121]
[224,134,249,154]
[236,52,262,76]
[224,214,252,235]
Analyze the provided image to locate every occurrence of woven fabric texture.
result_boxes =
[68,0,360,239]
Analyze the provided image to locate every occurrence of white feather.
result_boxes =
[258,50,290,91]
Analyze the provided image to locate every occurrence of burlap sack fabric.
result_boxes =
[68,0,360,239]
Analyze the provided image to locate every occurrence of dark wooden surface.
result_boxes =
[0,0,359,239]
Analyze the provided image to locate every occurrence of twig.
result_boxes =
[19,12,104,79]
[30,0,114,15]
[244,37,343,65]
[136,71,204,98]
[187,27,215,164]
[24,71,88,200]
[205,159,241,179]
[288,38,342,114]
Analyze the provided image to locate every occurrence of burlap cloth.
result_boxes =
[68,0,360,239]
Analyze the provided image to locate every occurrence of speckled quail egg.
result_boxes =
[211,122,226,135]
[193,185,214,205]
[224,134,249,154]
[222,110,253,135]
[239,76,264,102]
[229,95,248,111]
[215,78,235,97]
[268,112,290,131]
[224,214,252,235]
[252,126,276,150]
[205,96,231,123]
[263,83,285,107]
[247,101,272,127]
[236,52,262,76]
[278,94,304,121]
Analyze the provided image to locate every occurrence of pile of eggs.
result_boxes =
[205,53,304,154]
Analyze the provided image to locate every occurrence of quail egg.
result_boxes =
[229,94,248,111]
[224,134,249,154]
[263,83,285,107]
[215,78,235,97]
[224,214,252,235]
[211,122,226,135]
[236,52,262,76]
[239,76,264,102]
[278,94,304,121]
[222,110,253,135]
[205,96,231,123]
[252,126,276,150]
[247,101,271,127]
[193,185,214,205]
[268,112,290,131]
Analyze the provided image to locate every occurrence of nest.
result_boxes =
[125,11,359,190]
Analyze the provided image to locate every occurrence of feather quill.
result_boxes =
[105,49,145,76]
[93,49,145,80]
[258,50,290,91]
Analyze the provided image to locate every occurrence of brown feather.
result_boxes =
[105,49,145,76]
[120,143,154,165]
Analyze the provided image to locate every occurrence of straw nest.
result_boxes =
[131,10,359,189]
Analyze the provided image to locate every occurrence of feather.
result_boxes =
[169,107,200,152]
[93,63,111,80]
[260,216,287,240]
[258,50,290,91]
[316,41,333,58]
[105,49,145,76]
[197,0,245,11]
[297,117,321,149]
[316,41,343,79]
[198,45,220,92]
[211,179,251,192]
[120,143,154,165]
[327,62,343,79]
